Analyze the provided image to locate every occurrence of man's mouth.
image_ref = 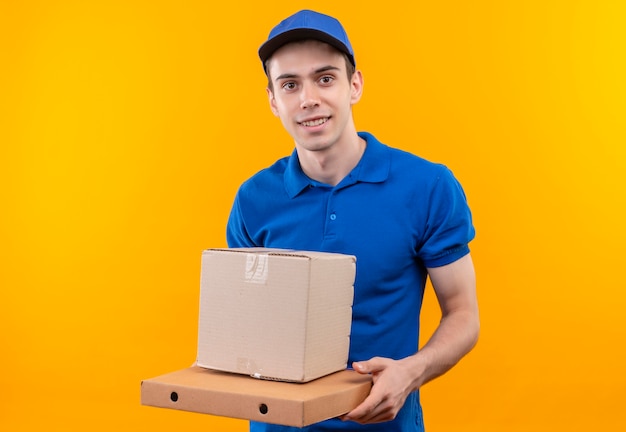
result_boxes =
[300,117,329,127]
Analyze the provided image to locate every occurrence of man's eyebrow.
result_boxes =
[314,65,341,74]
[274,65,342,82]
[275,72,298,82]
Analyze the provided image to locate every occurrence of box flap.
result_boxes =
[203,248,356,262]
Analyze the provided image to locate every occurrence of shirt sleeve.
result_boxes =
[226,191,257,248]
[418,166,475,268]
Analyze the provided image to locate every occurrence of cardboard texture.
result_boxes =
[141,366,372,427]
[197,248,357,382]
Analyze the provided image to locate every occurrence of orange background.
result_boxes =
[1,1,625,431]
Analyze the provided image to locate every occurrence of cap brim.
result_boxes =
[259,28,354,67]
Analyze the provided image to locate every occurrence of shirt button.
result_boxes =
[330,213,337,221]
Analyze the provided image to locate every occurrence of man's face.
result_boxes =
[266,40,363,153]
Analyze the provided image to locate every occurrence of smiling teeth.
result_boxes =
[301,118,328,127]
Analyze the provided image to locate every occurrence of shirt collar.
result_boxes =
[284,132,391,198]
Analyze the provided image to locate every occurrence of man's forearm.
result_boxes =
[403,308,480,391]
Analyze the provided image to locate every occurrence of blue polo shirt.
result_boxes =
[227,132,475,432]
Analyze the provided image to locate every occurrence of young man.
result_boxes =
[227,10,479,432]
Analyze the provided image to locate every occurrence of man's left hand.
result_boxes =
[340,356,419,424]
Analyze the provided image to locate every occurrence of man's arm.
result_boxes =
[342,253,479,424]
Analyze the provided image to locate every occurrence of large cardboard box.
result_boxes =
[196,248,357,383]
[141,366,372,427]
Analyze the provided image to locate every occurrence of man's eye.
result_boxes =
[320,76,334,84]
[282,82,296,90]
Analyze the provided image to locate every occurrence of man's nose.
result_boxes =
[300,82,320,109]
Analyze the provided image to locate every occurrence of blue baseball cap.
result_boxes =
[258,10,355,72]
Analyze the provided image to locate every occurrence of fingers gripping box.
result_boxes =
[196,248,356,383]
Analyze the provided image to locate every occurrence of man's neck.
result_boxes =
[296,133,366,186]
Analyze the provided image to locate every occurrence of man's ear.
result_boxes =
[267,88,279,117]
[350,70,364,105]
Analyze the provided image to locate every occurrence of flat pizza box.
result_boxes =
[141,366,372,427]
